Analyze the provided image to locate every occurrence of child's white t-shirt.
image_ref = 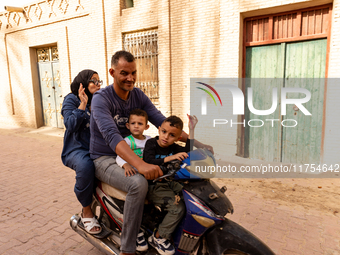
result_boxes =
[116,135,152,168]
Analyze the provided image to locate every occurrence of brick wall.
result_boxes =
[169,1,240,156]
[167,0,339,161]
[102,0,172,136]
[0,0,107,128]
[0,0,338,162]
[0,32,13,124]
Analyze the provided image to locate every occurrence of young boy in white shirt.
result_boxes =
[116,108,151,176]
[116,108,151,252]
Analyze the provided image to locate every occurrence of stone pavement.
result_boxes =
[0,127,340,255]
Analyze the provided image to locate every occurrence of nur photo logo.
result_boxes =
[196,82,223,115]
[194,79,313,128]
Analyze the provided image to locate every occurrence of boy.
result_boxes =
[116,108,151,252]
[143,115,198,255]
[116,108,151,176]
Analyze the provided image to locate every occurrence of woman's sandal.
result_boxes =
[81,215,102,235]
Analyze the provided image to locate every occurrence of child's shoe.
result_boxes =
[136,229,148,252]
[148,230,175,255]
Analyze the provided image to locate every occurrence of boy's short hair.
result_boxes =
[128,109,148,123]
[163,116,183,130]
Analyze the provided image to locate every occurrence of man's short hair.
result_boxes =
[163,116,183,130]
[129,108,148,123]
[111,50,135,67]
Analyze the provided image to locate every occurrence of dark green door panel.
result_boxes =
[245,44,284,161]
[245,39,327,163]
[282,39,327,164]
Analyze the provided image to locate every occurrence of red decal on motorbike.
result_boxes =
[96,194,122,231]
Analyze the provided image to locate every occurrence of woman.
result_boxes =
[61,69,102,234]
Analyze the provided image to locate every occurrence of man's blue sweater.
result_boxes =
[90,85,165,159]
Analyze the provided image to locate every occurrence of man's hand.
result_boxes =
[122,163,136,177]
[116,141,162,180]
[137,162,163,180]
[165,152,188,162]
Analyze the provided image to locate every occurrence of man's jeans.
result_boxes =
[94,156,148,253]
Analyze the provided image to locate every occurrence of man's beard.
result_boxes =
[119,82,134,92]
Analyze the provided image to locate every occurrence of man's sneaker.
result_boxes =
[148,230,175,255]
[136,229,148,252]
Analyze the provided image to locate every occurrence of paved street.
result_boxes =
[0,127,340,255]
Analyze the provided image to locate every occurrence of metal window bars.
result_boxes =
[37,46,59,62]
[123,30,159,103]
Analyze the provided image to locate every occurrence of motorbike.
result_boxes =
[70,148,275,255]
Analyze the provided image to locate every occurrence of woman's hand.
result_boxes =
[78,83,88,110]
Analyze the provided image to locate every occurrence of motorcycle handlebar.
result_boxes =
[153,160,182,182]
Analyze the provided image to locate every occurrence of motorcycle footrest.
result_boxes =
[77,220,112,239]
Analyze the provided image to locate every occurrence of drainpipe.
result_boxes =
[168,0,172,115]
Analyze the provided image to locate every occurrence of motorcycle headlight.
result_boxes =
[192,214,215,228]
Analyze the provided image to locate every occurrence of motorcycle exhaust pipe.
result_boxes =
[70,215,120,255]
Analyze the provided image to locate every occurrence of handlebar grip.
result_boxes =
[159,165,168,174]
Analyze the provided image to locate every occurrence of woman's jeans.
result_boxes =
[65,150,95,208]
[94,156,148,254]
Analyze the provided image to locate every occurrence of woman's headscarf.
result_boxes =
[70,69,97,105]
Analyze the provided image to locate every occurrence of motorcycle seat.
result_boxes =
[101,182,148,203]
[101,182,128,200]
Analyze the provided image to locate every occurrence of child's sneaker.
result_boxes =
[148,230,175,255]
[136,229,148,252]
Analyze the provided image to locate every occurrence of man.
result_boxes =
[90,50,213,255]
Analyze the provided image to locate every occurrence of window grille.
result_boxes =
[125,0,133,8]
[52,46,59,61]
[37,47,59,62]
[121,0,134,9]
[123,30,159,103]
[37,48,50,62]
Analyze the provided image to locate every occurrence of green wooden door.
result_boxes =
[282,39,327,163]
[245,44,284,162]
[245,39,327,163]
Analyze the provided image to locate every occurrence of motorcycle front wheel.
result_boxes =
[196,238,248,255]
[223,251,248,255]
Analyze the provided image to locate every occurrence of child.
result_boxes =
[143,114,198,255]
[116,108,151,176]
[116,108,151,252]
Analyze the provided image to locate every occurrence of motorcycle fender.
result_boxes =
[205,219,275,255]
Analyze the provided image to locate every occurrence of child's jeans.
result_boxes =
[147,181,186,239]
